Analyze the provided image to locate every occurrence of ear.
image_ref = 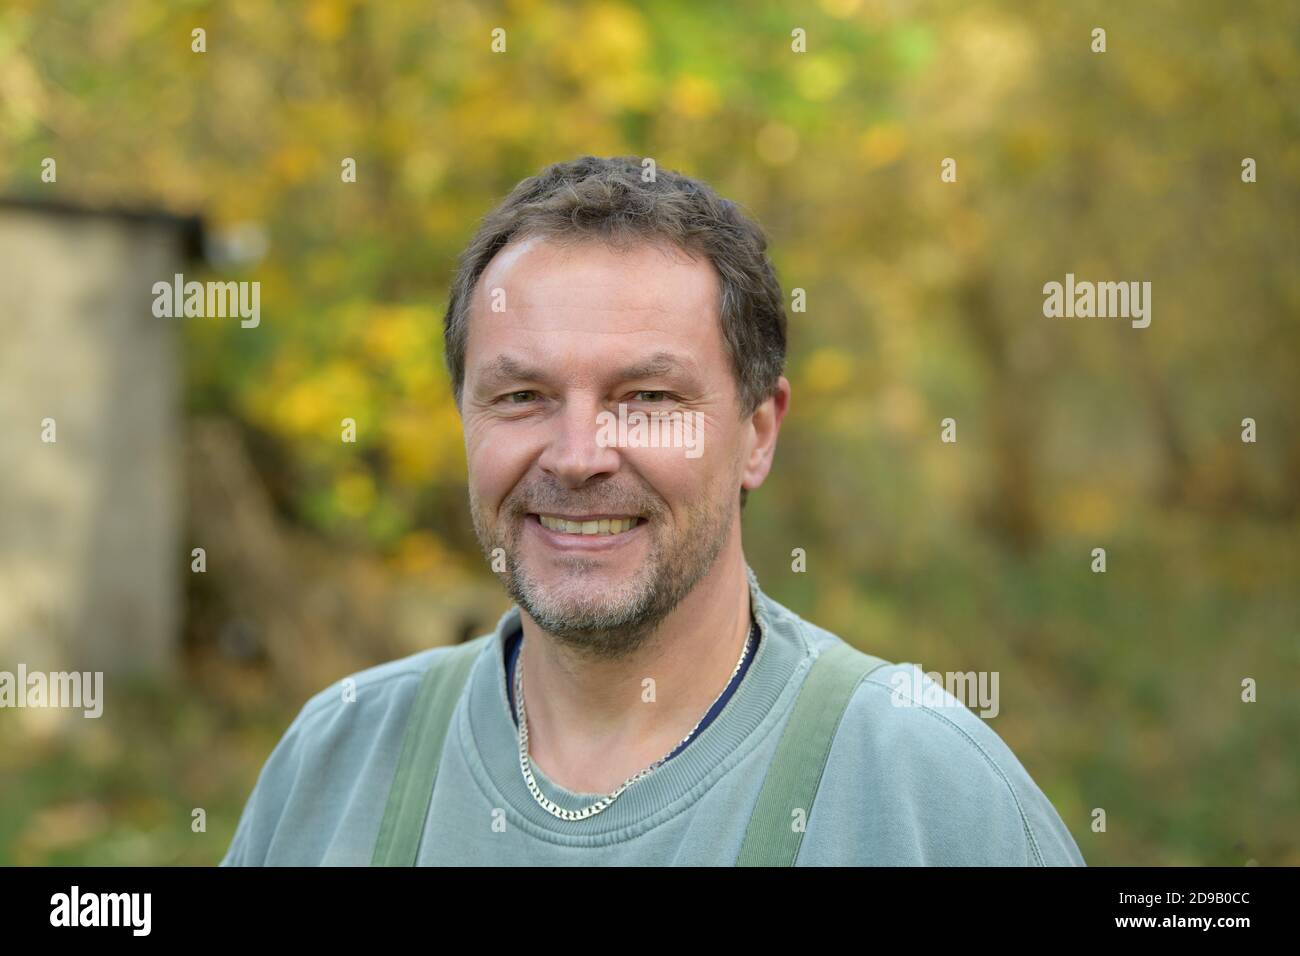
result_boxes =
[741,376,790,493]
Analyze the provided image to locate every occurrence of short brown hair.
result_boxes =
[443,156,787,420]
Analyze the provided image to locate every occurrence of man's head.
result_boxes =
[445,156,789,658]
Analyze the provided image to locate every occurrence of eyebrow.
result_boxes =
[474,355,544,390]
[472,350,699,392]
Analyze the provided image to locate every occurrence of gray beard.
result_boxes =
[471,486,734,662]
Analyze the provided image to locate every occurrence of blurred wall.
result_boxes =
[0,202,192,677]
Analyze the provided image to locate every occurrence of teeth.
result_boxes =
[538,515,639,535]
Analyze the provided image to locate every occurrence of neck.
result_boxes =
[516,534,753,794]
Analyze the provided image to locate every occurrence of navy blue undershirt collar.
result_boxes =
[504,616,761,762]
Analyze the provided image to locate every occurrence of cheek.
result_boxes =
[466,422,534,508]
[623,436,732,507]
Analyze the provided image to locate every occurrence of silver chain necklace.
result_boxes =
[512,622,755,821]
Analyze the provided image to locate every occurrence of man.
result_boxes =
[221,156,1085,866]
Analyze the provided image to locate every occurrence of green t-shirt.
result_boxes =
[221,567,1086,866]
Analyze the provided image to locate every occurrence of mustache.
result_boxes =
[513,501,650,517]
[506,488,657,518]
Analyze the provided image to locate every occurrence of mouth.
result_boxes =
[530,513,643,537]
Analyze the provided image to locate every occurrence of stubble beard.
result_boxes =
[470,480,736,662]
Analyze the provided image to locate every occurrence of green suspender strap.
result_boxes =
[371,633,886,866]
[371,634,492,866]
[736,642,891,866]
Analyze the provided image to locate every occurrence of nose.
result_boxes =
[536,394,622,489]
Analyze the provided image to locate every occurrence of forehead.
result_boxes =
[465,235,726,374]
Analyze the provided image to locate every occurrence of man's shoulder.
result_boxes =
[220,636,495,865]
[777,608,1085,865]
[770,605,999,763]
[792,616,997,765]
[293,637,489,731]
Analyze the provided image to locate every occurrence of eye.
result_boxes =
[632,390,668,402]
[504,390,537,403]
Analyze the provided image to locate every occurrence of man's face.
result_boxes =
[461,236,749,658]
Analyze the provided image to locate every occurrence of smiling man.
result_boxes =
[221,156,1085,866]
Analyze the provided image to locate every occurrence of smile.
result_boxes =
[533,514,642,536]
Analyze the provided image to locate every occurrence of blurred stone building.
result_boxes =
[0,197,203,677]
